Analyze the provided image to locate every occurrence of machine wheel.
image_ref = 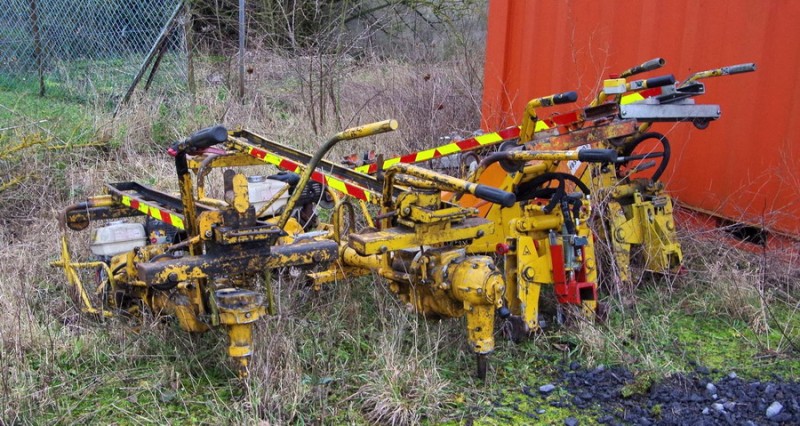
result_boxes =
[498,140,524,173]
[460,151,480,179]
[617,132,671,182]
[692,117,710,130]
[476,353,489,380]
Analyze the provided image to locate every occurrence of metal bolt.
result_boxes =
[522,267,535,281]
[245,312,252,318]
[402,207,411,215]
[205,230,213,238]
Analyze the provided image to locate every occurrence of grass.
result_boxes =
[12,326,244,424]
[1,49,799,426]
[0,82,96,146]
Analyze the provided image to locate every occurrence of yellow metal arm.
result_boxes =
[383,163,516,208]
[278,120,398,228]
[681,62,756,86]
[520,91,578,142]
[470,149,617,183]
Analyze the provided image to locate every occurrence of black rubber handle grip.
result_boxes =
[635,58,666,74]
[186,125,228,150]
[722,63,756,74]
[553,91,578,105]
[577,149,617,163]
[645,74,676,88]
[474,184,516,207]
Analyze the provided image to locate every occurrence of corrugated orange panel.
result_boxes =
[482,0,800,238]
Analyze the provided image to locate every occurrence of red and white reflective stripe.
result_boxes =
[121,195,185,230]
[354,126,528,174]
[246,146,375,202]
[352,90,664,177]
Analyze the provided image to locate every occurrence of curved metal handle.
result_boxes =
[278,120,398,228]
[620,58,666,78]
[521,90,579,142]
[682,62,757,86]
[334,120,398,142]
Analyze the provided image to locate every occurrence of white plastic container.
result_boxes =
[90,221,147,256]
[247,175,290,216]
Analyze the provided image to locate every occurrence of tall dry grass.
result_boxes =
[570,218,800,378]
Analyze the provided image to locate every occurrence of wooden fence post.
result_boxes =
[239,0,246,100]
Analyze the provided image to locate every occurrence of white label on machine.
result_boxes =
[567,144,591,174]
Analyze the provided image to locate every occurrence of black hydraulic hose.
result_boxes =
[516,172,591,211]
[620,132,671,182]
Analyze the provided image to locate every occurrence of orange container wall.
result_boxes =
[482,0,800,238]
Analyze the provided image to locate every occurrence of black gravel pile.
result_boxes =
[566,363,798,425]
[497,362,800,425]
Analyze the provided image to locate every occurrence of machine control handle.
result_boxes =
[551,91,578,105]
[623,58,666,77]
[722,63,757,75]
[186,125,229,149]
[474,184,517,208]
[336,119,398,141]
[531,91,579,108]
[577,149,618,163]
[168,125,229,156]
[644,74,676,88]
[385,163,516,208]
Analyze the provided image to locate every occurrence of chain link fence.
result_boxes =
[0,0,186,103]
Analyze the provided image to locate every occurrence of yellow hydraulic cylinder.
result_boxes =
[448,256,504,354]
[216,288,267,377]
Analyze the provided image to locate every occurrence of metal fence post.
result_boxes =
[185,0,196,97]
[28,0,44,96]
